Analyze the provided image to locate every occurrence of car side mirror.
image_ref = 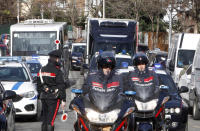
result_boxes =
[3,90,16,100]
[82,64,89,69]
[179,86,189,93]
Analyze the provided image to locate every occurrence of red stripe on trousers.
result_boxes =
[51,99,60,126]
[79,117,89,131]
[115,119,126,131]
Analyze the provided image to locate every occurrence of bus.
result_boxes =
[10,19,70,79]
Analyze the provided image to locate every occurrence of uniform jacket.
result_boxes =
[82,69,123,105]
[37,59,66,101]
[126,67,159,101]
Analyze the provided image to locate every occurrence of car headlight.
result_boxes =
[170,108,175,113]
[21,91,35,98]
[85,108,120,124]
[165,108,181,114]
[165,108,169,114]
[135,99,158,111]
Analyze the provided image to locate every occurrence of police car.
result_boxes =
[0,58,42,120]
[154,65,188,131]
[26,59,42,77]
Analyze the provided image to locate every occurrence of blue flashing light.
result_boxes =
[122,62,129,68]
[71,89,83,94]
[99,50,103,54]
[125,91,136,96]
[0,56,22,62]
[154,63,162,69]
[32,55,39,60]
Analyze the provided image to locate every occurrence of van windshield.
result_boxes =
[177,50,195,68]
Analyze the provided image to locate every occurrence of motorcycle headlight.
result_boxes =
[21,91,35,98]
[170,108,175,113]
[135,99,158,111]
[175,108,181,114]
[85,108,120,124]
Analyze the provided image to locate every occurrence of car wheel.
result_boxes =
[34,99,42,121]
[193,99,200,120]
[80,67,84,75]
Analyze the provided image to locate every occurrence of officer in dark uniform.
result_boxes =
[37,50,66,131]
[82,51,123,100]
[126,52,159,98]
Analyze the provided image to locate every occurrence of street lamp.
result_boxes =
[17,0,20,23]
[103,0,105,18]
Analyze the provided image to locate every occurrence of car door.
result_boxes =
[179,65,192,101]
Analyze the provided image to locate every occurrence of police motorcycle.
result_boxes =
[70,89,136,131]
[130,85,170,131]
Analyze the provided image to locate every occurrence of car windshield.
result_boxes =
[27,63,41,73]
[177,50,195,68]
[155,54,167,63]
[72,45,85,54]
[116,58,133,69]
[12,32,57,56]
[0,67,30,81]
[157,74,177,93]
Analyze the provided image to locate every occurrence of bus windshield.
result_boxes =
[12,32,57,56]
[177,50,195,68]
[93,42,132,55]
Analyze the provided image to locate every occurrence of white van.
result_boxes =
[167,33,200,84]
[187,40,200,119]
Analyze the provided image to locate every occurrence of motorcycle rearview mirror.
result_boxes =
[160,85,169,92]
[124,91,136,96]
[71,89,83,94]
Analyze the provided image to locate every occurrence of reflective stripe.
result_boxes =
[107,82,119,88]
[37,72,56,77]
[12,82,24,90]
[144,76,154,82]
[132,77,140,81]
[51,99,60,126]
[92,82,103,88]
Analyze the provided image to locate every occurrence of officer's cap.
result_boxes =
[48,50,62,58]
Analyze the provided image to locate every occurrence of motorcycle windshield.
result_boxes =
[89,91,120,112]
[134,86,157,102]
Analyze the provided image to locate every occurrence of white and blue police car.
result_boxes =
[0,58,42,120]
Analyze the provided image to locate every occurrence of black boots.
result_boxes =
[42,124,54,131]
[47,124,54,131]
[42,124,47,131]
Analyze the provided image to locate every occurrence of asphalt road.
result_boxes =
[15,70,200,131]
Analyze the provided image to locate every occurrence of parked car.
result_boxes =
[155,68,189,131]
[0,59,42,120]
[0,85,16,131]
[70,43,86,70]
[147,49,168,69]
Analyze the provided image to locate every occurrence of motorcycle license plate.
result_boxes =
[165,114,171,119]
[102,126,111,131]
